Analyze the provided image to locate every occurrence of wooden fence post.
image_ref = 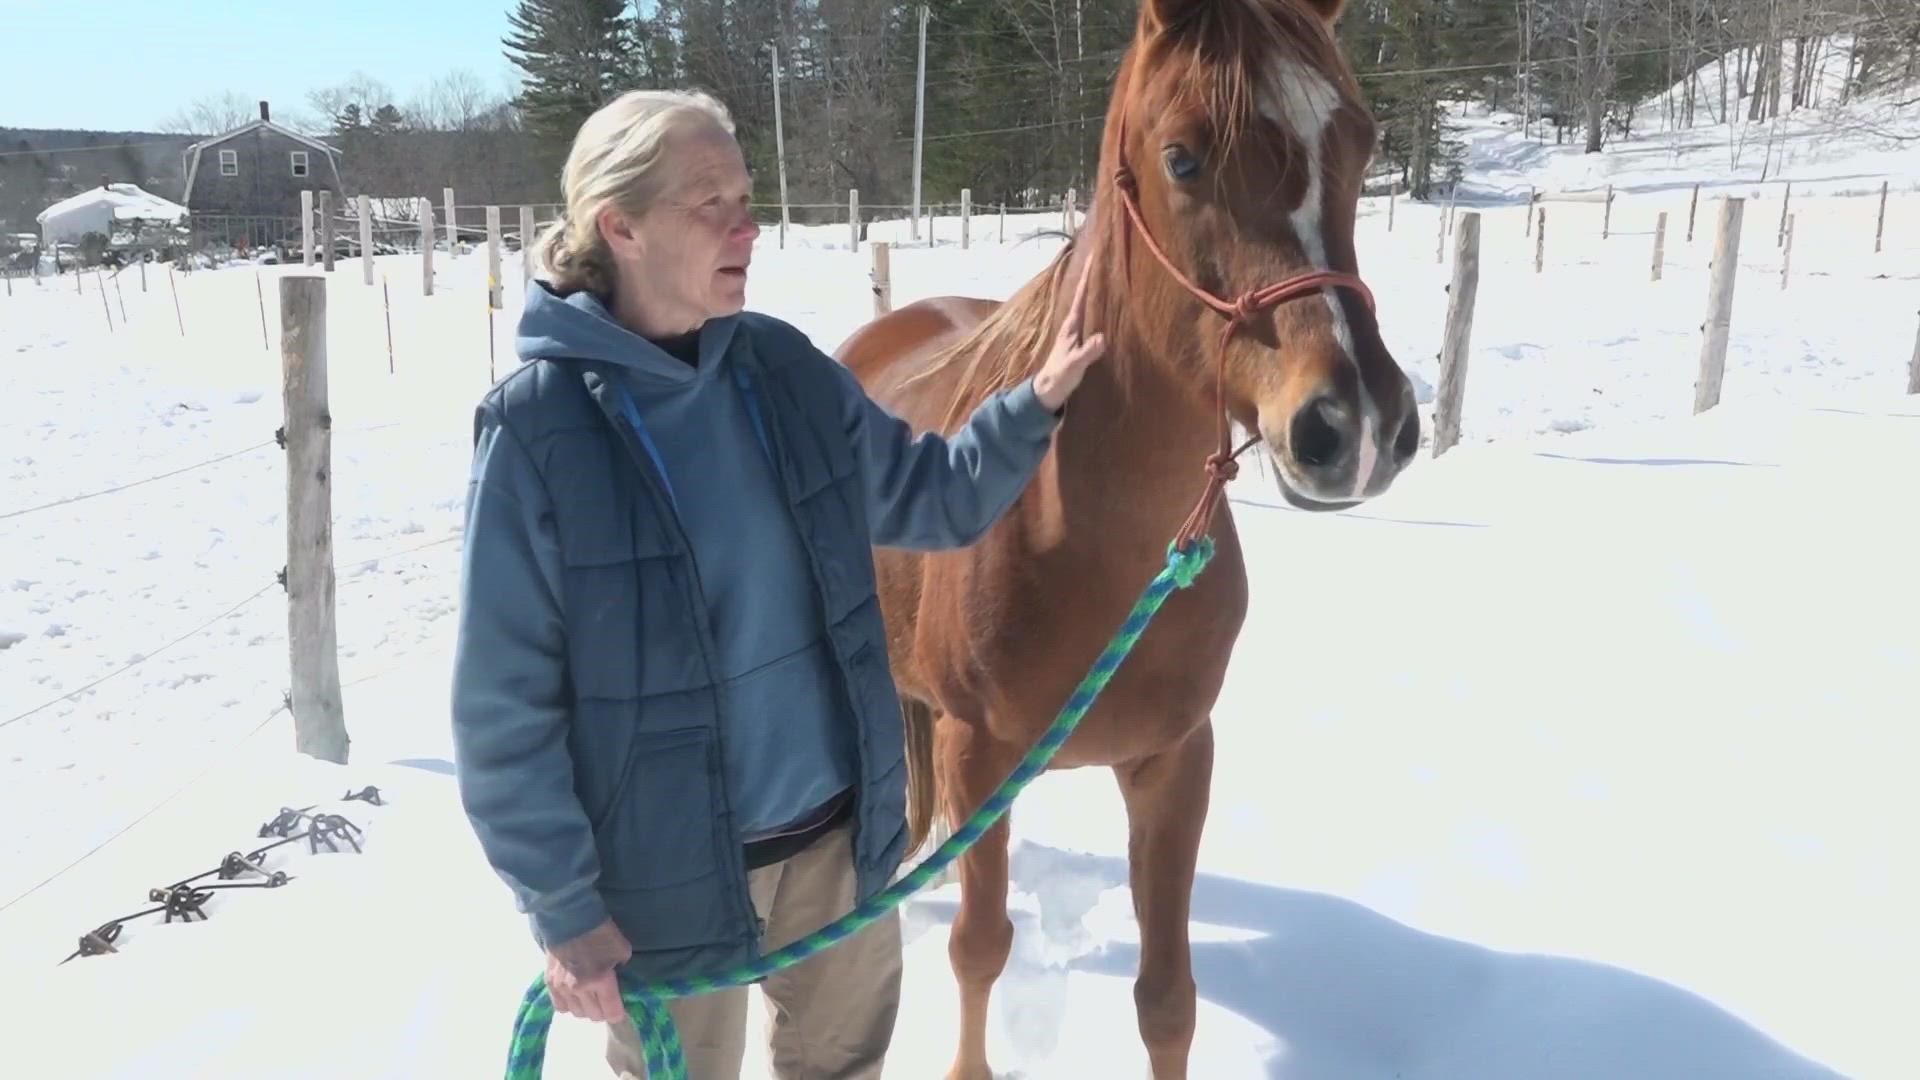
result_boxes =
[770,44,791,250]
[1908,310,1919,395]
[1534,207,1546,273]
[849,189,860,251]
[301,190,315,266]
[279,275,348,764]
[320,191,335,272]
[1780,213,1795,290]
[520,205,536,281]
[1432,212,1482,457]
[1687,183,1700,242]
[356,194,374,284]
[961,188,971,250]
[1525,186,1534,235]
[1652,211,1668,281]
[419,197,435,296]
[443,187,456,255]
[1777,182,1792,247]
[870,241,892,316]
[486,206,503,309]
[999,203,1006,242]
[1875,181,1888,254]
[1602,184,1614,239]
[1695,198,1745,414]
[1388,181,1397,231]
[1445,184,1458,236]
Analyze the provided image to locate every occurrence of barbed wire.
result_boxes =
[0,526,463,735]
[0,440,276,522]
[0,649,430,919]
[0,581,279,733]
[51,791,386,965]
[0,420,409,526]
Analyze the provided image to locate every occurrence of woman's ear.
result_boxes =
[596,205,642,262]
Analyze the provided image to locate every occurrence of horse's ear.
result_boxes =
[1142,0,1204,37]
[1146,0,1348,35]
[1292,0,1350,26]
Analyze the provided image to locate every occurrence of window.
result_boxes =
[290,151,309,178]
[219,149,238,176]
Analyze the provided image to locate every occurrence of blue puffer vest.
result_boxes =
[481,313,908,981]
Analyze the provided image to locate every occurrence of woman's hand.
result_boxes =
[545,918,634,1024]
[1032,264,1107,413]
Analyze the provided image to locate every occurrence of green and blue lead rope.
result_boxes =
[504,537,1216,1080]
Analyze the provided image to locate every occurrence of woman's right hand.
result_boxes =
[545,918,634,1024]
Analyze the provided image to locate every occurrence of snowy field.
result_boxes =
[4,75,1918,1078]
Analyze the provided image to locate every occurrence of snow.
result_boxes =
[2,58,1917,1080]
[1452,37,1917,203]
[36,184,190,244]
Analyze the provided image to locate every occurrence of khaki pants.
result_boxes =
[606,823,902,1079]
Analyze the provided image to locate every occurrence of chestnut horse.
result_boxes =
[834,0,1417,1075]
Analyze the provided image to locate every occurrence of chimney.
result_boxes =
[259,100,270,122]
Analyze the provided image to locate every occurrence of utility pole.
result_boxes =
[770,44,791,249]
[912,4,928,243]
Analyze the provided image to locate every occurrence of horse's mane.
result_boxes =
[914,0,1357,432]
[913,237,1083,432]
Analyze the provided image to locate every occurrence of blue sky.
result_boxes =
[4,0,520,130]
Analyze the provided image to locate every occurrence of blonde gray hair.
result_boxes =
[537,89,736,297]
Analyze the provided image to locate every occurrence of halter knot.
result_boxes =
[1204,453,1240,482]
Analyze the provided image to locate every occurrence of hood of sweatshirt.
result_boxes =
[514,279,741,387]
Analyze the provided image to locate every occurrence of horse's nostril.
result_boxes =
[1290,396,1349,470]
[1393,407,1420,464]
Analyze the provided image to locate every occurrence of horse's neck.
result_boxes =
[1043,331,1227,555]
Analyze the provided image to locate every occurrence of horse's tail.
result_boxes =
[901,696,941,858]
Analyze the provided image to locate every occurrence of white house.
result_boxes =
[37,183,188,245]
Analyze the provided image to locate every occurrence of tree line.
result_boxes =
[503,0,1918,207]
[6,0,1914,242]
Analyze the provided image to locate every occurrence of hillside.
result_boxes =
[1443,36,1919,203]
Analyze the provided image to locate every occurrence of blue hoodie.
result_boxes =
[517,287,855,841]
[451,282,1062,960]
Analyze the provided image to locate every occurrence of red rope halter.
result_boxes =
[1107,130,1377,550]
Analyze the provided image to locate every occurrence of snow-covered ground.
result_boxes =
[3,58,1916,1079]
[1450,34,1919,203]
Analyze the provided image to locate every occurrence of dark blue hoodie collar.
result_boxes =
[514,279,741,386]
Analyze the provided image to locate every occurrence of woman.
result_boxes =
[450,88,1105,1080]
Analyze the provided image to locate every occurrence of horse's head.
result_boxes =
[1097,0,1417,509]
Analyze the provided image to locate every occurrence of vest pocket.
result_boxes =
[592,728,726,893]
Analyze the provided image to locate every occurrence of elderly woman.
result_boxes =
[450,88,1104,1079]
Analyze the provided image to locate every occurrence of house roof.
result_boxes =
[180,119,345,207]
[185,119,341,158]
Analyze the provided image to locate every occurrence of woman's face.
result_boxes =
[602,121,760,332]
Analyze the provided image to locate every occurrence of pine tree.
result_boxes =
[369,104,405,136]
[503,0,636,141]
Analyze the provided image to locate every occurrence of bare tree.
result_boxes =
[157,92,257,136]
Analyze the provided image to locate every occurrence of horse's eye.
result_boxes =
[1162,145,1201,181]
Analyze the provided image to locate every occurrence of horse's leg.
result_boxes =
[1115,720,1214,1079]
[939,713,1019,1080]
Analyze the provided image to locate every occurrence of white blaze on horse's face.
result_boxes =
[1259,57,1380,503]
